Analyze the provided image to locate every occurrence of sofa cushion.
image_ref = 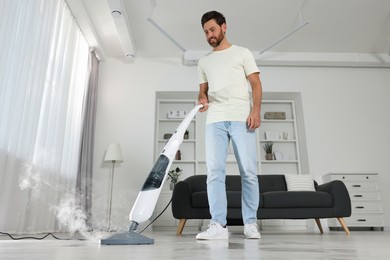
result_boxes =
[284,174,315,191]
[263,191,333,208]
[192,191,244,208]
[259,175,288,192]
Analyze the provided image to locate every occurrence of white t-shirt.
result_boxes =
[198,45,260,124]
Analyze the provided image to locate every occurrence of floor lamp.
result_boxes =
[104,143,123,232]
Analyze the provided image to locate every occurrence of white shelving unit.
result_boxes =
[258,100,302,175]
[152,92,308,229]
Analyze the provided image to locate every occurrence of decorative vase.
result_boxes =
[175,150,181,160]
[170,182,175,191]
[266,153,273,160]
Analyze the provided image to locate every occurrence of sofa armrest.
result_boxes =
[316,180,352,217]
[171,180,193,219]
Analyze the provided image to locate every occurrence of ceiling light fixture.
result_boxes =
[111,10,122,18]
[106,0,136,62]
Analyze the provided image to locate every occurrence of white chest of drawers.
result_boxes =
[322,173,384,230]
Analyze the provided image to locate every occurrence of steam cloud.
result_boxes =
[18,163,106,241]
[18,164,43,199]
[54,193,88,233]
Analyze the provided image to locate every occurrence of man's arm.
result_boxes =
[247,72,262,129]
[198,82,209,112]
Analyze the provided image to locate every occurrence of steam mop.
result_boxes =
[100,104,203,245]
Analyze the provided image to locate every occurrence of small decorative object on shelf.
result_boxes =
[165,130,189,140]
[175,150,181,160]
[168,167,182,190]
[264,111,286,120]
[273,151,290,160]
[263,141,274,160]
[167,110,187,119]
[273,151,283,160]
[265,131,280,141]
[163,133,172,139]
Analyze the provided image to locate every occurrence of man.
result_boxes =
[196,11,263,240]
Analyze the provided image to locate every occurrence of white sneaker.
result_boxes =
[196,222,228,240]
[244,223,261,239]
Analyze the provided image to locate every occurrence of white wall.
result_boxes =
[93,57,390,231]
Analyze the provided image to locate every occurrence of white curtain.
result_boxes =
[0,0,90,233]
[77,51,100,229]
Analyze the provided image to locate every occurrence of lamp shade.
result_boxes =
[104,143,123,162]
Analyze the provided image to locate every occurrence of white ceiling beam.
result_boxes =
[255,52,390,67]
[106,0,136,62]
[183,50,390,68]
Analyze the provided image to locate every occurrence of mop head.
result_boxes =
[100,231,154,245]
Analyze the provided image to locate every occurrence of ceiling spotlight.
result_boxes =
[111,10,122,18]
[126,53,134,59]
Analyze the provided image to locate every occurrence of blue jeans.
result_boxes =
[205,121,259,226]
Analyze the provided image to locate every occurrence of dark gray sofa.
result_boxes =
[171,174,351,235]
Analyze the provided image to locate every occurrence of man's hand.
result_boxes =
[198,83,209,112]
[198,99,209,112]
[247,110,261,130]
[247,72,262,130]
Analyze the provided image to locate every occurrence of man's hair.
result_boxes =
[201,11,226,28]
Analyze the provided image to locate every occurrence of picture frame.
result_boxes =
[265,131,279,141]
[273,151,283,160]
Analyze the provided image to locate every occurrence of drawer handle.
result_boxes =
[352,185,361,187]
[357,219,367,222]
[354,195,363,198]
[355,206,365,209]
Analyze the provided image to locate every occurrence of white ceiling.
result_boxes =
[66,0,390,65]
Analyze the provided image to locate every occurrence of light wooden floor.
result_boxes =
[1,229,389,259]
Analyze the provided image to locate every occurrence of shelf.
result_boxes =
[259,139,296,143]
[159,99,196,104]
[172,160,196,163]
[261,160,299,164]
[158,139,196,143]
[159,119,196,122]
[198,160,246,164]
[262,119,294,123]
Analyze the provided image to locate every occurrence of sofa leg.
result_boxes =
[337,217,351,235]
[176,219,187,236]
[315,218,324,234]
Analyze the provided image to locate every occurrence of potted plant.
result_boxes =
[168,167,182,190]
[263,141,273,160]
[184,130,189,139]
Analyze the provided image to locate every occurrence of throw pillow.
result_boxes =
[284,174,315,191]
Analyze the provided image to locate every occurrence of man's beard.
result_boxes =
[208,32,224,47]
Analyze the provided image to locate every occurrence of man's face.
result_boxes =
[203,19,226,48]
